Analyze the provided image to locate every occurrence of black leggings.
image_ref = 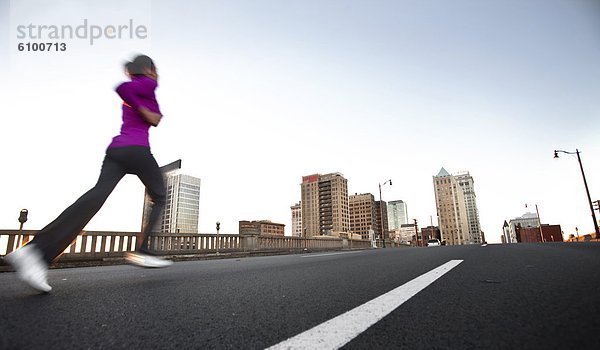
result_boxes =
[31,146,166,264]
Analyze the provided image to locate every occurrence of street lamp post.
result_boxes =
[16,209,28,248]
[378,179,392,248]
[216,221,221,256]
[303,227,308,251]
[534,204,544,243]
[554,149,600,238]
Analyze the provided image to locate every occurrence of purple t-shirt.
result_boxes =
[108,76,162,149]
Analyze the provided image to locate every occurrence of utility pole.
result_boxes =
[526,203,544,243]
[430,215,434,241]
[535,204,544,243]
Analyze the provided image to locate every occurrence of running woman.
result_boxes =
[5,55,172,293]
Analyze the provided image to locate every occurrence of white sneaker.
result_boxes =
[125,252,173,268]
[4,244,52,293]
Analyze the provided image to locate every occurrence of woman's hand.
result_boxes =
[138,106,162,126]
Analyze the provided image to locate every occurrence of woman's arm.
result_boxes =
[116,80,162,126]
[115,80,145,111]
[138,106,162,126]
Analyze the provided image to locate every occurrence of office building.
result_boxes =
[374,201,389,241]
[455,172,482,244]
[387,200,408,230]
[291,202,302,237]
[142,160,201,234]
[349,193,376,240]
[301,173,350,237]
[433,168,482,245]
[239,220,285,236]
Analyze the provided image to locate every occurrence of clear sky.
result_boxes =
[1,0,599,242]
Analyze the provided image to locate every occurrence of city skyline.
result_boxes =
[1,1,599,347]
[1,0,599,243]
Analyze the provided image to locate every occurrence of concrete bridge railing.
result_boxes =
[0,230,375,264]
[566,233,600,242]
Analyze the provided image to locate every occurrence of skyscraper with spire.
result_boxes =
[433,168,482,245]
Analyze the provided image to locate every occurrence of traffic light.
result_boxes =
[594,200,600,212]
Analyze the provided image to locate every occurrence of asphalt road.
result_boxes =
[1,243,599,349]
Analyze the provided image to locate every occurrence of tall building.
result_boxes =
[349,193,376,240]
[455,172,482,244]
[142,160,201,234]
[387,200,408,230]
[301,173,349,237]
[291,202,302,237]
[433,168,482,245]
[374,201,389,241]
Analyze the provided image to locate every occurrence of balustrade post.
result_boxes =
[242,234,259,251]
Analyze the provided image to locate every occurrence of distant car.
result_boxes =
[427,239,441,247]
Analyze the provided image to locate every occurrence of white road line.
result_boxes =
[301,251,363,258]
[266,259,463,350]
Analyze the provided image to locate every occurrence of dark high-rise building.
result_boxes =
[374,201,389,241]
